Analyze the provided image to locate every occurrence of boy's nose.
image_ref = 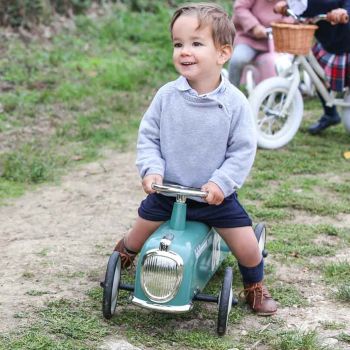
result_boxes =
[180,46,191,56]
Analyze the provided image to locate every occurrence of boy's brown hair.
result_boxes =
[170,2,236,47]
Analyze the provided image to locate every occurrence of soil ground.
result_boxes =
[0,149,349,349]
[0,150,143,333]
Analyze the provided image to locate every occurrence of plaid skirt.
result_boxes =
[312,41,350,92]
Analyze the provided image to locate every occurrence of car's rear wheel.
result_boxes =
[254,223,268,257]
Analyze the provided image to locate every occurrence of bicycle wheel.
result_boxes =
[249,77,303,149]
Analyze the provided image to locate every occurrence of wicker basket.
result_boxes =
[271,22,318,55]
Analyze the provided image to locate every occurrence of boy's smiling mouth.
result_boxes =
[181,62,196,65]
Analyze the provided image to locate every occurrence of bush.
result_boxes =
[0,0,182,28]
[0,0,97,28]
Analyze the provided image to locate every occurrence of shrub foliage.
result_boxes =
[0,0,91,27]
[0,0,183,28]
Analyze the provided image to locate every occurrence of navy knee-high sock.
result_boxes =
[238,259,264,285]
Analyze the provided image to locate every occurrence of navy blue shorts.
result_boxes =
[138,192,252,228]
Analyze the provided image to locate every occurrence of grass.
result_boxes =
[323,261,350,302]
[0,2,178,198]
[1,1,350,349]
[269,283,308,307]
[0,299,110,350]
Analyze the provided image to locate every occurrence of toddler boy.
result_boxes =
[114,2,277,316]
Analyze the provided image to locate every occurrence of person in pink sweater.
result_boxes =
[228,0,289,87]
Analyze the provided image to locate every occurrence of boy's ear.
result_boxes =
[218,44,233,65]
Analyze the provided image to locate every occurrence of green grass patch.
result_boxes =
[246,204,291,222]
[1,143,66,184]
[336,285,350,302]
[323,261,350,284]
[0,298,110,350]
[322,261,350,301]
[337,332,350,343]
[270,329,330,350]
[0,179,25,203]
[267,224,338,261]
[111,305,235,350]
[263,181,349,216]
[239,327,330,350]
[270,283,308,307]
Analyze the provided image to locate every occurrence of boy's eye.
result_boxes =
[173,43,182,48]
[193,42,202,47]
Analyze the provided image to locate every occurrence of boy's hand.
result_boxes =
[142,174,163,194]
[274,1,288,15]
[252,24,267,39]
[327,9,349,25]
[201,182,224,205]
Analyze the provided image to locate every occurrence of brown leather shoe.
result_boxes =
[241,282,277,316]
[114,239,136,269]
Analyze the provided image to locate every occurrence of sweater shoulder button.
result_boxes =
[218,104,223,108]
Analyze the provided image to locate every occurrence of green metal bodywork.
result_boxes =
[133,200,230,311]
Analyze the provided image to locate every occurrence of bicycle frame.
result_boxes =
[281,52,350,116]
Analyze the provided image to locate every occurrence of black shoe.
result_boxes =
[308,114,341,135]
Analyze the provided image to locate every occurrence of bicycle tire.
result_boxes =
[249,77,303,149]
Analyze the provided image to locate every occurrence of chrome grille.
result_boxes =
[141,251,183,303]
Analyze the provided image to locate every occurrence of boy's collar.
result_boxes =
[175,75,226,95]
[175,76,192,91]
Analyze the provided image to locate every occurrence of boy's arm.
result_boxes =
[209,98,257,198]
[136,92,165,181]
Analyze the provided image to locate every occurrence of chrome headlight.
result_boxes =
[141,250,183,303]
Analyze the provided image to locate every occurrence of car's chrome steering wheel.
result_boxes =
[152,183,207,202]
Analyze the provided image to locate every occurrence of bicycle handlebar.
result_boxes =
[277,5,349,25]
[300,12,349,25]
[326,11,349,24]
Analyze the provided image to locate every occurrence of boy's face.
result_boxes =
[172,14,231,90]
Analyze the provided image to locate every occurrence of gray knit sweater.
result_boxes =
[136,76,257,200]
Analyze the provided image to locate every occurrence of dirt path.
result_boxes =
[0,150,349,349]
[0,150,143,333]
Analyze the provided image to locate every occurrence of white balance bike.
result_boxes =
[249,12,350,150]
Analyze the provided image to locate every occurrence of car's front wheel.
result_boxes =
[102,251,121,319]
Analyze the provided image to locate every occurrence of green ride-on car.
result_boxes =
[101,183,267,336]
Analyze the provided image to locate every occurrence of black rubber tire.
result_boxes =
[102,251,121,319]
[217,267,233,336]
[254,223,268,257]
